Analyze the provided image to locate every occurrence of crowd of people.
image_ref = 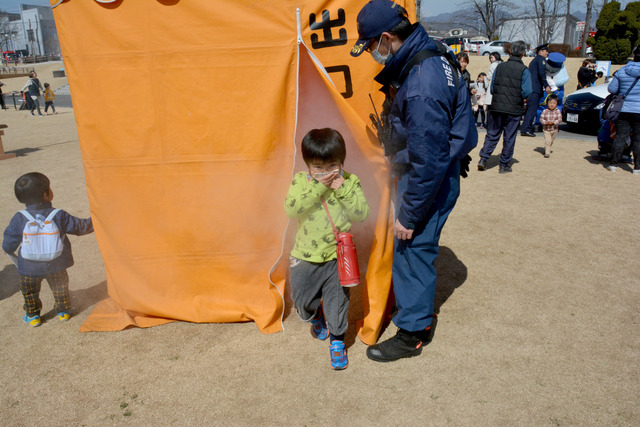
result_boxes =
[453,39,640,174]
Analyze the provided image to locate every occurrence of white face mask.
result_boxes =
[370,34,392,65]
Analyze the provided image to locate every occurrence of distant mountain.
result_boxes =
[421,11,457,22]
[422,9,598,27]
[571,10,598,25]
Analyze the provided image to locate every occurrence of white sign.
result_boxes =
[596,60,611,77]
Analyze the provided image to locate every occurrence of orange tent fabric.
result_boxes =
[51,0,414,344]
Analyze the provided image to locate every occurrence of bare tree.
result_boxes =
[529,0,567,45]
[580,0,594,56]
[457,0,515,40]
[563,0,572,45]
[0,16,16,53]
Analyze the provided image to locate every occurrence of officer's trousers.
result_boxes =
[391,160,460,332]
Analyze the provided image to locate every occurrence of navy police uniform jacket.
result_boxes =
[374,24,477,229]
[529,54,548,95]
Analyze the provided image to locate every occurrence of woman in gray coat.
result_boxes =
[21,71,44,117]
[608,45,640,174]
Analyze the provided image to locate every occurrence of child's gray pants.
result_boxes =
[289,257,349,336]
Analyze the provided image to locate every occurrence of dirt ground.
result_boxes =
[0,61,638,426]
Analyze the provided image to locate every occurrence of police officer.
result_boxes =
[351,0,477,362]
[521,43,551,137]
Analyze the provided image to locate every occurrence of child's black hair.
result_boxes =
[44,82,50,88]
[301,128,346,165]
[14,172,50,204]
[546,94,559,104]
[456,51,469,63]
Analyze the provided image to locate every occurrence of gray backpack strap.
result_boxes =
[19,210,35,221]
[45,209,60,222]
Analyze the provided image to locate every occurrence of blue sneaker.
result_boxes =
[330,340,348,370]
[57,312,71,322]
[310,307,328,340]
[23,314,41,327]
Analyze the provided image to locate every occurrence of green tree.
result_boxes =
[591,1,640,63]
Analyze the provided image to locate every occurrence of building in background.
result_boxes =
[0,4,60,57]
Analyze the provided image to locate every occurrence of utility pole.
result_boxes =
[580,0,593,56]
[28,19,34,57]
[563,0,572,46]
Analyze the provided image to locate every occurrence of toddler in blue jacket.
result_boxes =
[2,172,94,327]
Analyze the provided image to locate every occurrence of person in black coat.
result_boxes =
[577,59,603,89]
[521,43,551,136]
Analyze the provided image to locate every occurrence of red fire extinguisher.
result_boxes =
[336,232,360,287]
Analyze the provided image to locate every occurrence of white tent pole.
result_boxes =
[267,7,306,332]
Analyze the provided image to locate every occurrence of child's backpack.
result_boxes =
[19,209,64,261]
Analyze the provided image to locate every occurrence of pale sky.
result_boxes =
[0,1,52,14]
[421,0,634,18]
[0,1,634,20]
[421,0,468,17]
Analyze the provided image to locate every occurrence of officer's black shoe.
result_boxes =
[477,159,487,171]
[499,165,513,174]
[366,328,426,362]
[520,131,535,137]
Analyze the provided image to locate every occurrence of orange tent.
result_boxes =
[51,0,414,344]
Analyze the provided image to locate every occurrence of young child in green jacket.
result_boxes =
[284,128,369,370]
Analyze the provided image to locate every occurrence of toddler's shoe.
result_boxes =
[57,312,71,322]
[330,340,348,370]
[310,307,328,340]
[23,314,41,327]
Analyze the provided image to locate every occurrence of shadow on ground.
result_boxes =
[482,155,520,170]
[585,149,607,165]
[343,245,467,346]
[584,149,634,170]
[39,280,108,322]
[71,280,108,315]
[0,263,20,300]
[433,246,467,314]
[533,147,547,156]
[7,139,77,157]
[7,147,40,156]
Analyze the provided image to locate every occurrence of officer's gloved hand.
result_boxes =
[460,154,471,178]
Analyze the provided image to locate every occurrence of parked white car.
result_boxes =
[468,40,486,53]
[479,40,510,56]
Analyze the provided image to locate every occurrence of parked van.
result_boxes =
[441,37,470,54]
